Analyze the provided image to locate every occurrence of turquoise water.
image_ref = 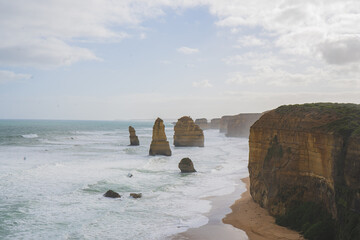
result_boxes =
[0,120,249,239]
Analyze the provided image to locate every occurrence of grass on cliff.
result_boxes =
[275,103,360,137]
[276,202,335,240]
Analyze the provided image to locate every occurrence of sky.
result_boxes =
[1,0,360,120]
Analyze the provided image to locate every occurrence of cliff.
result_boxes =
[149,118,172,156]
[248,103,360,239]
[219,115,233,133]
[128,126,139,146]
[210,118,221,129]
[174,116,204,147]
[226,113,263,138]
[195,118,209,130]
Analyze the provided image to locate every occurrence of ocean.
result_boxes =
[0,119,249,239]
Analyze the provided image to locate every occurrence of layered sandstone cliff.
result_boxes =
[174,116,204,147]
[149,118,171,156]
[248,103,360,239]
[195,118,209,130]
[226,113,263,138]
[129,126,139,146]
[210,118,221,129]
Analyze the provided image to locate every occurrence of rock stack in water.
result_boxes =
[149,118,172,156]
[129,126,139,146]
[178,158,196,173]
[174,116,204,147]
[195,118,209,130]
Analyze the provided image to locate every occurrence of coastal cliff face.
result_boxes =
[174,116,204,147]
[194,118,208,130]
[210,118,221,129]
[226,113,262,138]
[219,116,233,133]
[129,126,139,146]
[248,103,360,239]
[149,118,171,156]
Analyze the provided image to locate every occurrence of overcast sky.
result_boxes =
[1,0,360,120]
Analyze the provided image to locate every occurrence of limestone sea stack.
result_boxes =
[174,116,204,147]
[149,118,172,156]
[248,103,360,239]
[129,126,139,146]
[226,113,262,138]
[195,118,209,130]
[210,118,221,129]
[178,158,196,173]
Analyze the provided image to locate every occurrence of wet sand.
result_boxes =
[223,177,304,240]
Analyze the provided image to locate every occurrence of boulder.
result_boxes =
[130,193,142,198]
[104,190,121,198]
[178,158,196,173]
[149,118,172,156]
[129,126,140,146]
[174,116,204,147]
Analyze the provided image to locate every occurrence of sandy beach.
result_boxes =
[223,177,304,240]
[173,177,304,240]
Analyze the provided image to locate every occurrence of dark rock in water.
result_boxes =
[127,173,133,178]
[103,190,121,198]
[178,158,196,173]
[129,126,140,146]
[130,193,142,198]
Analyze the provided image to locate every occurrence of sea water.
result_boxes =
[0,120,249,240]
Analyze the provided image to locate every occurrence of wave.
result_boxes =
[21,134,38,139]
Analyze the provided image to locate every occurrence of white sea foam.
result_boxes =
[0,122,249,240]
[21,133,38,138]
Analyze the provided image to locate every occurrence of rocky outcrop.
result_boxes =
[210,118,221,129]
[219,115,233,133]
[104,190,121,198]
[149,118,172,156]
[195,118,209,130]
[129,126,139,146]
[219,113,262,137]
[174,116,204,147]
[178,158,196,173]
[130,193,142,198]
[248,103,360,239]
[226,113,262,138]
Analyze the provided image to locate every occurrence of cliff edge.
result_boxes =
[249,103,360,240]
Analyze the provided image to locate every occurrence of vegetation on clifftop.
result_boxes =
[273,102,360,240]
[275,103,360,137]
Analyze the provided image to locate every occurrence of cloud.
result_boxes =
[177,46,200,55]
[192,80,213,88]
[318,37,360,65]
[0,70,31,84]
[236,35,267,47]
[0,38,100,68]
[223,52,287,68]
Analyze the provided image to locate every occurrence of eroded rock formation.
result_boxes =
[210,118,221,129]
[178,157,196,173]
[195,118,209,130]
[149,118,172,156]
[226,113,262,138]
[174,116,204,147]
[104,190,121,198]
[248,103,360,238]
[129,126,139,146]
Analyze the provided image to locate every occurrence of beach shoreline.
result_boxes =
[223,177,304,240]
[171,178,248,240]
